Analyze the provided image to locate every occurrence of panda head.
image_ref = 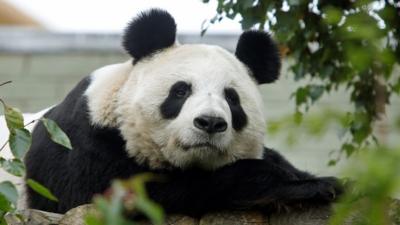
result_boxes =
[90,9,281,170]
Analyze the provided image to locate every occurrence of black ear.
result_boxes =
[123,9,177,61]
[235,31,281,84]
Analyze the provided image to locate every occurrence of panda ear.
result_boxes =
[235,30,281,84]
[123,9,177,61]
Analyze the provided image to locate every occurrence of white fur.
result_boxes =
[85,61,133,127]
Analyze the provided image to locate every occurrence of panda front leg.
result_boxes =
[146,159,342,217]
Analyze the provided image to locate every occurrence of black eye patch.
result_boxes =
[160,81,192,119]
[224,88,248,131]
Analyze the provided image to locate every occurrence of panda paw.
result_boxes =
[313,176,344,202]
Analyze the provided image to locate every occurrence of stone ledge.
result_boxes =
[6,200,400,225]
[1,203,360,225]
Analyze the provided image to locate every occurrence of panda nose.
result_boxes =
[193,116,227,133]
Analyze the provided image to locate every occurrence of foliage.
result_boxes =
[202,0,400,157]
[329,145,400,225]
[0,94,64,223]
[26,179,58,202]
[85,174,164,225]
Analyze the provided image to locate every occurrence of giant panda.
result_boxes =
[24,9,342,216]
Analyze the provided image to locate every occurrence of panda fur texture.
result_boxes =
[25,9,342,216]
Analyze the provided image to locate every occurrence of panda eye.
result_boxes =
[224,88,240,105]
[175,89,188,98]
[171,81,191,99]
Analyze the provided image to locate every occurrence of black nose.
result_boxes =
[193,116,227,133]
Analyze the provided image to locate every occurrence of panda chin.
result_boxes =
[163,139,233,169]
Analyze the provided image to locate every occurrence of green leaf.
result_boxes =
[323,6,342,25]
[287,0,300,6]
[294,87,309,106]
[26,179,58,202]
[9,128,31,159]
[0,101,24,130]
[135,196,164,225]
[241,17,258,30]
[0,193,12,211]
[0,158,25,177]
[342,143,356,156]
[309,85,325,103]
[129,174,164,225]
[328,159,337,166]
[392,77,400,94]
[294,111,303,124]
[239,0,254,9]
[84,214,103,225]
[0,181,18,206]
[41,118,72,150]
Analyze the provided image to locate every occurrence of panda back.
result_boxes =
[24,72,139,213]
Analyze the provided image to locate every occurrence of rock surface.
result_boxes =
[4,205,332,225]
[5,201,399,225]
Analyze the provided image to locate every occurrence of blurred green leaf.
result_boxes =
[0,158,25,177]
[240,0,254,9]
[91,182,134,225]
[345,44,373,71]
[130,174,164,225]
[323,6,342,25]
[329,146,400,225]
[26,179,58,202]
[41,118,72,150]
[135,197,164,225]
[393,78,400,94]
[342,12,382,40]
[84,214,103,225]
[90,174,165,225]
[287,0,300,6]
[342,143,356,156]
[294,110,303,124]
[0,181,18,206]
[309,85,325,103]
[328,159,337,166]
[9,128,31,159]
[241,17,258,29]
[294,87,309,106]
[0,193,12,211]
[0,100,24,131]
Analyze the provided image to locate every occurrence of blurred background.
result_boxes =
[0,0,399,177]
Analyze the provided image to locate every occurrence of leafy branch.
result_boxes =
[203,0,400,158]
[0,95,66,222]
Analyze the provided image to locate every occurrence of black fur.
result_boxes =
[25,78,342,216]
[235,31,281,84]
[224,88,247,130]
[160,81,192,119]
[123,9,176,62]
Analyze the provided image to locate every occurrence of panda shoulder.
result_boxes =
[84,60,133,127]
